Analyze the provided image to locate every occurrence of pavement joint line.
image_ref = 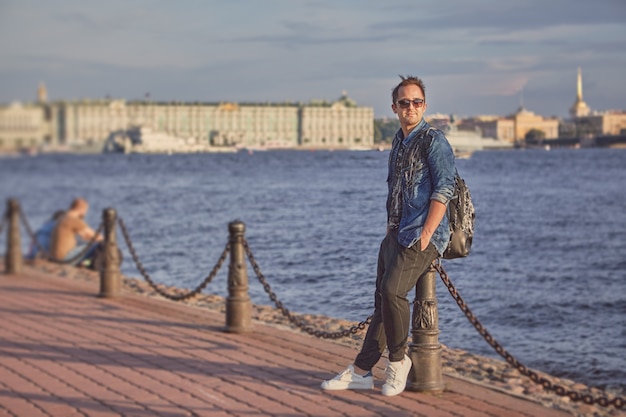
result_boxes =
[0,266,594,417]
[2,298,326,414]
[19,292,372,412]
[0,355,91,417]
[1,313,202,416]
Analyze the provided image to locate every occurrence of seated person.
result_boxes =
[49,198,103,266]
[27,210,65,259]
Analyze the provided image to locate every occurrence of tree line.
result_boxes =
[374,118,400,144]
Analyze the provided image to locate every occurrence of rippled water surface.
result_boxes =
[1,148,624,394]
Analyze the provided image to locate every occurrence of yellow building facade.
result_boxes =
[459,108,559,144]
[572,112,626,137]
[0,102,49,150]
[511,107,559,142]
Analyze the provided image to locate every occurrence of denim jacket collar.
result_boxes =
[400,119,427,147]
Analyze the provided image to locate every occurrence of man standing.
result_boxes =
[321,76,456,396]
[49,198,103,264]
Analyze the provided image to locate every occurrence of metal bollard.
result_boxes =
[225,220,252,333]
[406,266,445,393]
[99,208,121,298]
[5,199,23,275]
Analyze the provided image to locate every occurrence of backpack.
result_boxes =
[442,173,475,259]
[412,128,475,259]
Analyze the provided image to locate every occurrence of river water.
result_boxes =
[1,147,624,394]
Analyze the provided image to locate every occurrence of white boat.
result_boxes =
[103,126,238,154]
[444,125,512,154]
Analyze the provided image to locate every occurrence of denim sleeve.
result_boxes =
[427,130,456,205]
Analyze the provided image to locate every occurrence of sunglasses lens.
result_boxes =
[397,99,424,108]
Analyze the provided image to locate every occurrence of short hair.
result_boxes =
[392,75,426,103]
[70,198,88,210]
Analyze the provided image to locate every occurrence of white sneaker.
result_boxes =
[321,365,374,390]
[381,354,412,396]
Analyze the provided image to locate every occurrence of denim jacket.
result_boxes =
[387,119,456,255]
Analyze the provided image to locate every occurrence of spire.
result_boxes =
[37,81,48,103]
[576,67,583,101]
[569,67,590,118]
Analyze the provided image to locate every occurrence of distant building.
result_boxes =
[573,111,626,138]
[458,67,626,144]
[54,99,128,147]
[0,88,373,152]
[568,68,626,137]
[479,119,516,143]
[299,92,374,148]
[510,107,559,142]
[457,115,516,143]
[458,108,558,144]
[0,102,48,150]
[426,113,512,151]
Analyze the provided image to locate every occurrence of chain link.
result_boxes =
[18,207,47,256]
[18,207,104,265]
[434,262,624,410]
[118,217,230,301]
[243,238,371,339]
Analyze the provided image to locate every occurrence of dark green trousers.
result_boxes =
[354,230,438,369]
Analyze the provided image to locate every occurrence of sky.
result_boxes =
[0,0,625,119]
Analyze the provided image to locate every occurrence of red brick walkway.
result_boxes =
[0,267,573,417]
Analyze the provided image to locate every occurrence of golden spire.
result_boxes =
[576,67,583,101]
[569,68,590,118]
[37,81,48,103]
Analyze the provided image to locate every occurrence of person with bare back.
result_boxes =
[49,197,103,265]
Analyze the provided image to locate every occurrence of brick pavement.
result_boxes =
[0,267,574,417]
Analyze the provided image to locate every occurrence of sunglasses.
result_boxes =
[396,98,425,109]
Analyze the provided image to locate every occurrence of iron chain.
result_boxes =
[118,217,230,301]
[243,238,372,339]
[18,207,47,255]
[434,262,624,410]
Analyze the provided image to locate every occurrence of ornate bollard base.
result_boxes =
[225,295,252,333]
[99,247,121,298]
[406,267,446,393]
[406,343,445,393]
[99,276,121,298]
